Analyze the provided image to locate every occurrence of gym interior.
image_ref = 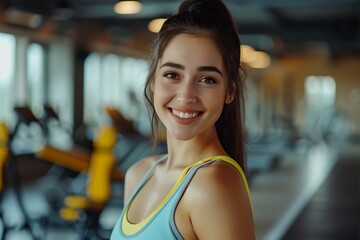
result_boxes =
[0,0,359,239]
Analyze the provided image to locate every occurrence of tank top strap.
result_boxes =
[169,155,253,239]
[170,159,218,239]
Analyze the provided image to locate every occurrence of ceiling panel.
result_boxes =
[1,0,359,54]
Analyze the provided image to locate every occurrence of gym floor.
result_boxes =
[1,139,359,240]
[252,141,360,240]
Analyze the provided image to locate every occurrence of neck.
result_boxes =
[165,129,226,171]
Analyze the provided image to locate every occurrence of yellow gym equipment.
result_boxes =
[0,122,9,193]
[0,121,40,240]
[36,106,123,182]
[0,122,9,240]
[57,125,119,239]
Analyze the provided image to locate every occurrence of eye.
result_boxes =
[163,72,179,80]
[199,77,217,85]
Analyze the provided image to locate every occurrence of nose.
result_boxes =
[176,81,197,104]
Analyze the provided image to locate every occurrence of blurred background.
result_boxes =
[0,0,359,239]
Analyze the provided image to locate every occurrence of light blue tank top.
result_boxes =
[110,155,252,240]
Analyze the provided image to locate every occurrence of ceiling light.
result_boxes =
[247,51,271,69]
[241,45,256,63]
[4,8,43,29]
[241,45,271,69]
[148,18,167,33]
[114,1,142,15]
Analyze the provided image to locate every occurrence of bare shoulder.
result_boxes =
[185,160,255,239]
[190,160,249,203]
[123,154,166,202]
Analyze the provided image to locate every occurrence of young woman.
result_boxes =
[110,0,255,239]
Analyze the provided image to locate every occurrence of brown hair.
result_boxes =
[144,0,246,170]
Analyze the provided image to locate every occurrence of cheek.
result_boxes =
[153,80,172,110]
[210,99,225,117]
[205,91,226,118]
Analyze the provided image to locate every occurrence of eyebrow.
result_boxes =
[197,66,223,77]
[160,62,223,77]
[160,62,184,70]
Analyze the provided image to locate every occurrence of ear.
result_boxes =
[225,83,236,104]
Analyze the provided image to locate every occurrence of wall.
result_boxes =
[253,50,360,139]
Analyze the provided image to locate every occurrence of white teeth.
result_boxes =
[172,109,199,119]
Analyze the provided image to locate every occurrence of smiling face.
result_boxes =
[153,33,230,141]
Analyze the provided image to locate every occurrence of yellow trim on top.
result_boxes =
[122,155,252,236]
[213,156,254,212]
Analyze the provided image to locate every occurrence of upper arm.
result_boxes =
[189,163,255,240]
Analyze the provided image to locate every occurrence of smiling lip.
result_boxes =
[169,108,202,123]
[172,109,200,119]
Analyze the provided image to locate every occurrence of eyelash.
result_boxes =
[163,72,218,85]
[199,77,217,85]
[163,72,179,80]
